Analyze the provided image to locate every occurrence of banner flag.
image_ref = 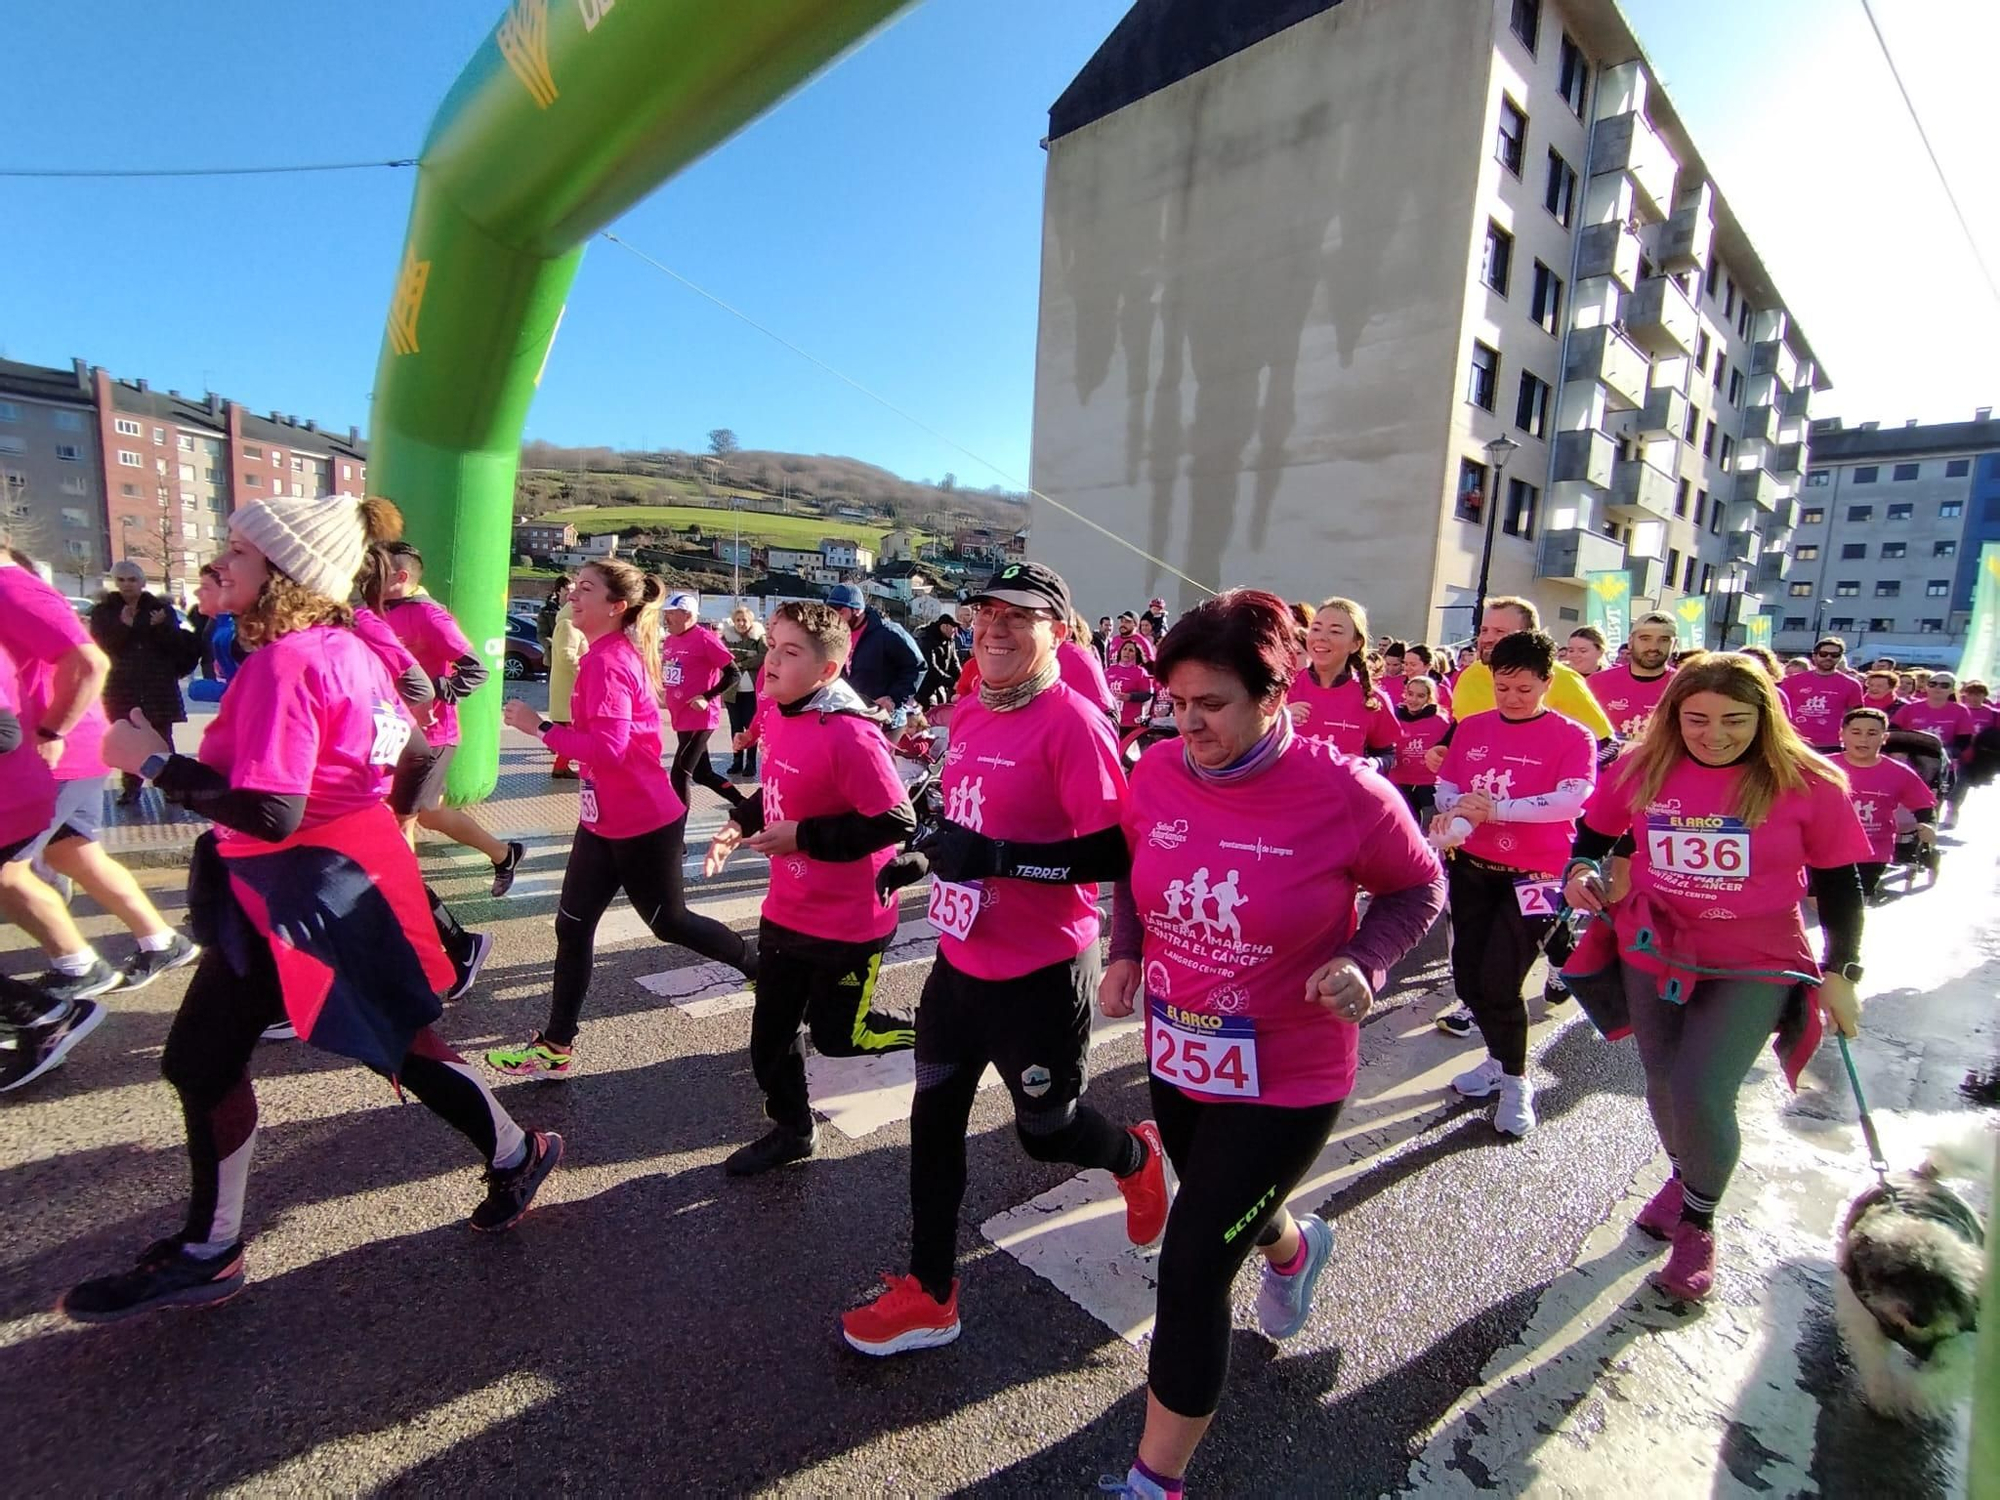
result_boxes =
[1586,571,1631,649]
[1958,542,2000,686]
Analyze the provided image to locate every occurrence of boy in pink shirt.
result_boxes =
[1839,707,1936,899]
[703,602,918,1175]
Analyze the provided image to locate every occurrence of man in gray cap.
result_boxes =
[825,582,923,714]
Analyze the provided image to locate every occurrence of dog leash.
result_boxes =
[1837,1034,1893,1190]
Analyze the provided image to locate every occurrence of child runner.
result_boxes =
[1837,707,1936,901]
[660,591,747,812]
[488,562,755,1079]
[702,602,918,1174]
[1388,673,1451,822]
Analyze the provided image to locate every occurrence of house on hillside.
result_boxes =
[1007,528,1030,560]
[514,521,578,557]
[879,527,918,562]
[549,532,619,567]
[819,538,874,575]
[742,494,787,513]
[871,560,942,603]
[711,538,756,565]
[832,503,873,521]
[740,573,825,604]
[767,545,820,574]
[952,526,1009,563]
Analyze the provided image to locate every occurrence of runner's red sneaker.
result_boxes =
[1117,1121,1169,1246]
[840,1274,961,1356]
[1634,1176,1684,1242]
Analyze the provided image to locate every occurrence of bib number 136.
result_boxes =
[1646,827,1750,876]
[1148,999,1260,1098]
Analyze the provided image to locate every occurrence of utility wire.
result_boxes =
[0,158,416,179]
[1857,0,2000,307]
[599,229,1218,597]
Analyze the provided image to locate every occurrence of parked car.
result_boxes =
[503,616,547,680]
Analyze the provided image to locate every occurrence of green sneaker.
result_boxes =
[484,1034,572,1080]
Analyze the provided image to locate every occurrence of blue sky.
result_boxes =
[1,0,1994,491]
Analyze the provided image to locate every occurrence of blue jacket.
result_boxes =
[843,608,924,707]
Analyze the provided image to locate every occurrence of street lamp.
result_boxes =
[1469,434,1521,631]
[1812,596,1832,640]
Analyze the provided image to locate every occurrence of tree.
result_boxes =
[940,472,956,491]
[708,428,739,459]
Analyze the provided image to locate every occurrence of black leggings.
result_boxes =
[908,948,1138,1298]
[670,727,745,810]
[163,945,520,1246]
[748,920,909,1136]
[1148,1080,1343,1418]
[544,818,751,1046]
[1446,857,1554,1075]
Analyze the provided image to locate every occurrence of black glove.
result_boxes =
[875,850,931,903]
[917,819,1005,884]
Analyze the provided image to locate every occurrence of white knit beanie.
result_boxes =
[230,494,367,601]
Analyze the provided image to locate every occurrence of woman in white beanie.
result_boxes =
[62,494,560,1325]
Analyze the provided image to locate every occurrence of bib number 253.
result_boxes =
[926,878,981,940]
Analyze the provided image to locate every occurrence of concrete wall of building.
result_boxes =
[0,388,106,582]
[1029,0,1492,635]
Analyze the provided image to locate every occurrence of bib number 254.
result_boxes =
[1148,1002,1260,1098]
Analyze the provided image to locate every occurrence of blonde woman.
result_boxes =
[1289,597,1397,764]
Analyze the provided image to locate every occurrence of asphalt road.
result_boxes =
[2,801,1991,1495]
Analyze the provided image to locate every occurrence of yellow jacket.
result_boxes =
[1451,660,1613,739]
[546,602,587,721]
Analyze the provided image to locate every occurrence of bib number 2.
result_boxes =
[926,878,982,940]
[1148,999,1260,1098]
[1513,877,1562,916]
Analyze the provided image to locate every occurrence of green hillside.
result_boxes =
[538,504,925,552]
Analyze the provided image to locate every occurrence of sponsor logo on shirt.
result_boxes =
[1217,835,1294,860]
[1209,983,1250,1015]
[1503,753,1542,767]
[1470,768,1515,797]
[944,776,986,830]
[1146,960,1173,999]
[1465,745,1491,762]
[1148,819,1190,851]
[976,753,1018,769]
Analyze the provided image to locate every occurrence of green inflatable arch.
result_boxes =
[369,0,914,802]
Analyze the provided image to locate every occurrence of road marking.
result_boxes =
[634,919,936,1020]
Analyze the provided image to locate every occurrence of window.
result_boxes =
[60,475,86,495]
[1805,470,1830,487]
[1926,579,1950,596]
[0,435,23,456]
[1705,253,1721,297]
[342,463,353,480]
[1919,619,1945,634]
[53,410,84,431]
[1881,542,1906,559]
[1700,564,1715,594]
[1557,32,1588,116]
[1840,543,1867,560]
[1482,221,1513,294]
[1869,617,1896,633]
[1793,544,1820,562]
[1702,419,1716,459]
[1829,616,1855,632]
[1502,478,1540,538]
[204,467,221,484]
[1848,504,1873,522]
[1509,0,1540,53]
[118,450,141,468]
[1835,581,1861,597]
[1887,502,1913,521]
[1455,456,1490,521]
[1704,491,1719,533]
[0,401,18,421]
[1694,330,1712,376]
[1788,582,1813,597]
[119,482,139,497]
[1467,342,1499,410]
[152,427,164,444]
[1724,280,1737,318]
[1666,545,1683,583]
[1528,261,1562,334]
[1496,97,1528,177]
[1892,462,1919,482]
[291,457,304,472]
[1693,491,1707,527]
[1935,540,1958,557]
[1875,581,1900,597]
[1941,500,1964,518]
[178,463,196,482]
[243,473,262,488]
[1675,478,1691,518]
[178,435,194,452]
[1683,555,1700,592]
[1783,616,1808,631]
[1683,403,1700,442]
[1736,302,1752,338]
[242,444,263,460]
[115,417,141,437]
[1853,466,1879,485]
[1514,371,1551,437]
[1803,506,1825,524]
[1727,369,1745,407]
[1945,459,1971,478]
[1720,435,1735,468]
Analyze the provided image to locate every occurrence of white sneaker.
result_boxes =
[1494,1073,1537,1137]
[1451,1055,1504,1097]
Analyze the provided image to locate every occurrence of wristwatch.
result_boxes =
[537,718,554,736]
[1836,962,1864,984]
[139,751,170,782]
[36,724,64,742]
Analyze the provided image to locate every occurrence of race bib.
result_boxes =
[368,703,411,768]
[1645,815,1751,878]
[1148,997,1260,1099]
[926,878,982,940]
[578,780,599,824]
[1514,877,1562,916]
[663,658,684,687]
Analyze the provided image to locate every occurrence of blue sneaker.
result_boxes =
[1255,1214,1334,1340]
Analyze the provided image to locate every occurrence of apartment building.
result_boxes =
[0,358,106,579]
[1773,410,2000,666]
[1028,0,1824,639]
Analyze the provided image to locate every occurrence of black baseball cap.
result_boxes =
[970,560,1072,619]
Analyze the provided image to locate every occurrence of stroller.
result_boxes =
[1882,727,1947,891]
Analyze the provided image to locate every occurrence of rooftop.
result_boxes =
[1807,412,2000,462]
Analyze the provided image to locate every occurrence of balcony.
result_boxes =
[1565,324,1650,411]
[1734,467,1781,510]
[1660,184,1715,273]
[1781,386,1813,421]
[1577,222,1642,292]
[1637,384,1689,441]
[1624,274,1699,358]
[1552,427,1616,489]
[1757,551,1789,586]
[1626,555,1664,597]
[1771,442,1804,477]
[1769,495,1799,531]
[1725,529,1758,563]
[1741,405,1779,445]
[1751,338,1801,392]
[1590,110,1679,218]
[1537,526,1627,582]
[1609,453,1677,521]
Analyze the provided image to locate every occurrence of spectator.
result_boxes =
[916,610,964,708]
[722,604,768,776]
[545,593,586,780]
[88,561,199,803]
[536,578,572,653]
[826,583,922,712]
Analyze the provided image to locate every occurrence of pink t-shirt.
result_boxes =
[0,564,109,781]
[1436,709,1597,874]
[385,595,473,747]
[1125,736,1438,1106]
[1388,707,1451,786]
[1891,699,1974,744]
[1588,665,1675,741]
[936,681,1126,981]
[661,624,734,733]
[1287,669,1398,758]
[351,606,423,729]
[1780,670,1864,747]
[198,626,408,834]
[759,706,908,943]
[544,632,684,839]
[1583,756,1872,971]
[1106,662,1154,728]
[1841,754,1935,862]
[0,636,59,846]
[1057,639,1116,714]
[1967,703,1996,734]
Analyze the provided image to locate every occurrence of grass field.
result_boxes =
[538,504,919,551]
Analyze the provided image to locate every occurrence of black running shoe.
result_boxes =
[1435,1005,1475,1038]
[471,1130,563,1232]
[490,841,526,898]
[1543,975,1571,1007]
[443,930,494,1002]
[40,958,122,1003]
[725,1125,819,1177]
[1,998,105,1093]
[117,934,201,993]
[61,1236,246,1323]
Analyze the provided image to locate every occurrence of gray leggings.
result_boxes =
[1620,965,1793,1206]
